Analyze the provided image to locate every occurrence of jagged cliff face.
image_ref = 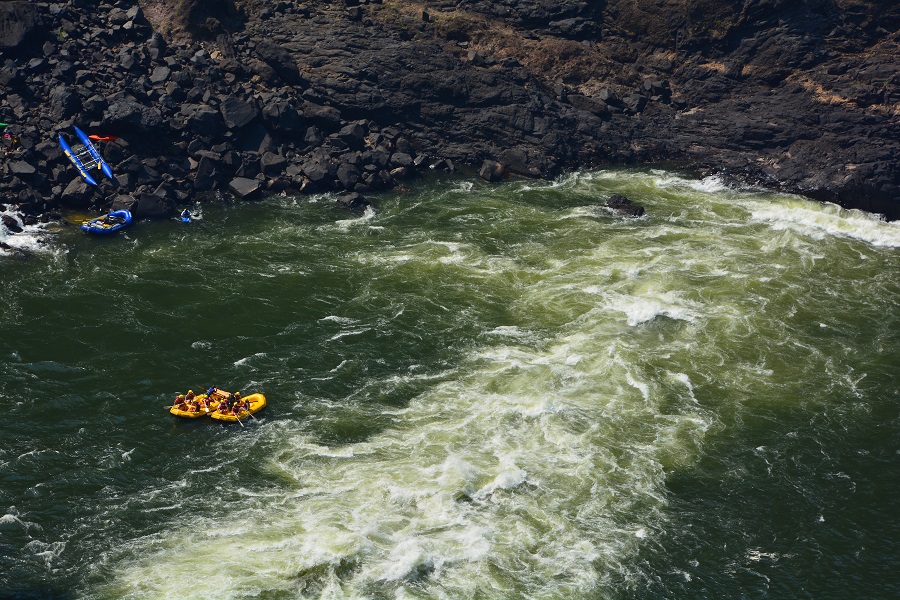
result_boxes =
[0,0,897,220]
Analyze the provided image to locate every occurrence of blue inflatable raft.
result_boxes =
[58,126,115,186]
[81,210,133,235]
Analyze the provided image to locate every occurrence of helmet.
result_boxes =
[235,392,241,398]
[177,395,184,400]
[188,390,193,394]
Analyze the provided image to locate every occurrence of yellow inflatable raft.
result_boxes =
[210,393,266,422]
[169,393,218,418]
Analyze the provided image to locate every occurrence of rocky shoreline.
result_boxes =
[1,0,897,237]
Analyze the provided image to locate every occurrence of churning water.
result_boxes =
[1,170,898,599]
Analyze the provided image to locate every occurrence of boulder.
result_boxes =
[338,122,366,148]
[303,103,342,129]
[498,148,556,178]
[479,159,504,182]
[335,192,370,211]
[49,85,81,121]
[0,2,39,52]
[229,177,261,199]
[605,194,645,217]
[336,162,362,189]
[1,214,23,234]
[133,192,174,218]
[255,41,304,86]
[59,178,94,208]
[262,100,305,133]
[193,155,220,191]
[220,97,257,129]
[110,194,138,213]
[8,160,36,176]
[260,151,287,176]
[104,101,163,133]
[181,104,224,137]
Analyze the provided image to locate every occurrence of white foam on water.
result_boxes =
[0,208,54,256]
[233,352,267,367]
[320,315,359,324]
[601,291,700,327]
[748,198,900,248]
[331,206,377,231]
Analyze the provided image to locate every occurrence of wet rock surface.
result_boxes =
[0,0,897,231]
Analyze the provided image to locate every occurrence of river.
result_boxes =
[1,169,898,599]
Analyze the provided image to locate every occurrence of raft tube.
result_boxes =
[169,394,219,418]
[81,210,133,235]
[210,393,267,422]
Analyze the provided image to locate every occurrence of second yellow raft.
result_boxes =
[210,393,267,422]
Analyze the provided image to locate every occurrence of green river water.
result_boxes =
[1,169,898,599]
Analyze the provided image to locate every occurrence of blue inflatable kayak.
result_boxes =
[81,210,133,235]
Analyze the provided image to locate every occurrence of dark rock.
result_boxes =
[336,162,362,189]
[567,94,610,118]
[110,194,138,213]
[133,192,174,218]
[390,152,414,168]
[605,194,645,217]
[149,66,170,84]
[234,123,272,154]
[255,41,304,86]
[49,85,82,121]
[260,151,287,176]
[193,155,221,191]
[479,159,504,182]
[304,103,342,129]
[104,101,163,133]
[229,177,261,199]
[60,178,94,208]
[262,100,305,133]
[8,160,36,176]
[302,159,334,185]
[623,94,648,114]
[338,122,366,148]
[0,2,39,52]
[220,97,258,129]
[181,104,224,136]
[1,215,23,234]
[335,192,370,211]
[498,148,556,178]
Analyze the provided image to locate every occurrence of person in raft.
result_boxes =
[217,400,229,414]
[174,394,188,411]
